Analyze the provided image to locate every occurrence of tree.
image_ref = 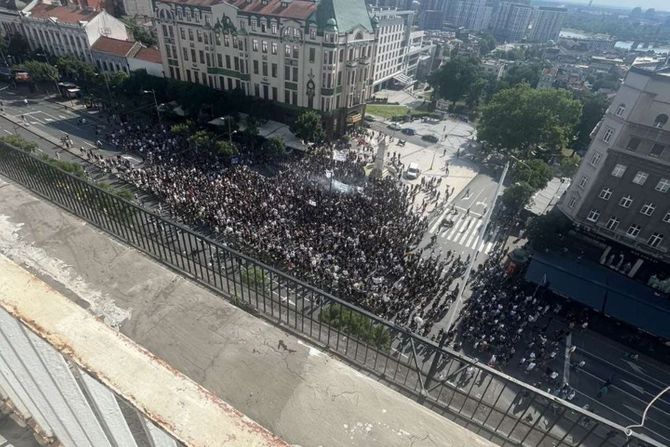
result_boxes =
[188,130,214,151]
[56,56,96,84]
[122,17,157,47]
[16,60,58,83]
[526,213,571,251]
[265,137,285,155]
[477,84,582,158]
[501,63,542,89]
[510,159,553,191]
[6,33,29,62]
[501,182,535,214]
[559,154,580,178]
[573,93,608,152]
[215,140,238,157]
[429,56,482,106]
[478,32,496,56]
[170,122,192,137]
[291,110,324,143]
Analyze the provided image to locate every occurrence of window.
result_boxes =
[626,137,641,151]
[611,164,626,177]
[599,188,612,200]
[253,60,259,74]
[632,171,648,185]
[590,152,602,166]
[292,66,298,81]
[654,114,668,129]
[284,65,290,80]
[225,55,231,69]
[197,30,202,42]
[568,196,577,208]
[272,23,277,34]
[615,103,625,117]
[262,61,267,77]
[309,48,315,63]
[272,42,277,54]
[602,127,614,143]
[650,144,665,158]
[271,63,277,77]
[579,175,589,188]
[626,225,641,238]
[252,39,258,51]
[262,40,268,53]
[606,217,620,231]
[285,44,291,56]
[199,50,204,64]
[180,29,186,40]
[663,211,670,223]
[217,54,222,67]
[640,202,655,216]
[310,28,316,39]
[648,233,664,248]
[586,209,600,222]
[619,195,633,208]
[182,47,188,61]
[293,46,299,58]
[657,178,670,193]
[191,48,196,62]
[188,29,194,40]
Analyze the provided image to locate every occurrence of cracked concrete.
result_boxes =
[0,178,495,447]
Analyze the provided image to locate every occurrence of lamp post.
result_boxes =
[142,89,162,127]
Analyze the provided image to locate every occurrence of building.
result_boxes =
[444,0,488,31]
[0,0,26,37]
[527,5,565,43]
[559,66,670,275]
[370,8,413,89]
[91,35,164,77]
[418,9,445,30]
[122,0,154,17]
[20,1,128,64]
[155,0,376,134]
[492,1,532,42]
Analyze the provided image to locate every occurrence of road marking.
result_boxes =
[564,332,572,384]
[2,129,11,135]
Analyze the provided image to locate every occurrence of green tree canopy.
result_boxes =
[291,110,324,143]
[526,212,572,251]
[15,60,58,83]
[477,84,582,158]
[573,92,609,152]
[501,182,535,214]
[501,63,543,89]
[215,140,239,157]
[510,159,553,191]
[428,56,482,105]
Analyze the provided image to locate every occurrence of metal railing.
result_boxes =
[0,142,662,447]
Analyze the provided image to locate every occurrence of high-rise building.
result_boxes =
[370,8,413,89]
[445,0,488,31]
[527,5,566,43]
[559,66,670,272]
[155,0,376,134]
[492,1,532,42]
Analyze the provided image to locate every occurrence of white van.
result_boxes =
[404,163,420,180]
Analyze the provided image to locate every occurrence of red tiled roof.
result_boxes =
[133,47,162,64]
[27,3,99,24]
[91,36,137,57]
[226,0,316,20]
[158,0,222,6]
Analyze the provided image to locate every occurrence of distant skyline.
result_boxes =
[542,0,669,12]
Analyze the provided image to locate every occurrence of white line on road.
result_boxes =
[2,129,11,135]
[564,332,572,384]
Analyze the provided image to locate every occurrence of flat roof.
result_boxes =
[27,3,99,24]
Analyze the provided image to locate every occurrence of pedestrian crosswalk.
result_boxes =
[430,213,499,254]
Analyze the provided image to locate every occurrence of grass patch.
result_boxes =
[365,104,409,119]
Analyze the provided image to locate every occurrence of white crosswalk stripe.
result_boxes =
[432,213,499,254]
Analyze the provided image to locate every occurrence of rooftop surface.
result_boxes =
[0,178,495,447]
[26,3,99,23]
[91,36,137,57]
[228,0,316,20]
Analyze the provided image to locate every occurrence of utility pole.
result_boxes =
[143,89,161,127]
[422,161,509,393]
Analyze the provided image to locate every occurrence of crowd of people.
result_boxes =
[93,122,470,335]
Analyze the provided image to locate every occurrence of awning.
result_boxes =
[347,113,362,124]
[392,73,412,86]
[525,252,670,340]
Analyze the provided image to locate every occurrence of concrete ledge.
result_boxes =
[0,254,289,447]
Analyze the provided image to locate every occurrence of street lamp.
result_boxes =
[142,89,162,127]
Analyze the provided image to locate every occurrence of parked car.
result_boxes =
[421,134,439,143]
[364,115,375,122]
[404,163,420,180]
[387,122,402,131]
[401,128,415,136]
